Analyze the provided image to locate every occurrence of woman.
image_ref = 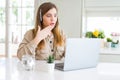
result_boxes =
[17,2,66,60]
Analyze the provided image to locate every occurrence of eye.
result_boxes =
[54,14,57,17]
[46,14,51,17]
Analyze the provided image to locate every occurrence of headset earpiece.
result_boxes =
[40,9,42,22]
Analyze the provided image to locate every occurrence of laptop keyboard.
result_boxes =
[55,63,64,69]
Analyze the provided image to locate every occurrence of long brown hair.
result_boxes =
[33,2,64,49]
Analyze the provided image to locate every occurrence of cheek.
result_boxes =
[55,18,57,22]
[43,19,50,26]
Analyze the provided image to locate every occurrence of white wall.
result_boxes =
[85,0,120,7]
[35,0,83,38]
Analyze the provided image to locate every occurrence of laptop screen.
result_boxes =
[56,38,101,71]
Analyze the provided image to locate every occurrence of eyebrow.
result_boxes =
[45,13,57,15]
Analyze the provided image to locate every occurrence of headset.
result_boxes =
[40,9,42,22]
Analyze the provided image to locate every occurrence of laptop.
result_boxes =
[55,38,101,71]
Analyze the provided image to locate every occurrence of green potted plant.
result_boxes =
[111,40,119,48]
[106,38,112,42]
[85,31,93,38]
[85,30,106,48]
[47,55,55,63]
[85,30,105,39]
[46,55,55,73]
[106,38,112,48]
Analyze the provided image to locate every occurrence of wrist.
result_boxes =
[32,37,41,46]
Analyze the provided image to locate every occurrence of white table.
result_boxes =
[0,58,120,80]
[100,48,120,62]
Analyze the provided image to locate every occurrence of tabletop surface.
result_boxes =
[0,58,120,80]
[100,48,120,54]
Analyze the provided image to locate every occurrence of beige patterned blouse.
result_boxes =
[17,29,66,60]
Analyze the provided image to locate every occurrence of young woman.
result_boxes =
[17,2,66,60]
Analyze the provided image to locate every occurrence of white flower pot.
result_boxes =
[100,39,105,48]
[44,63,55,73]
[106,42,112,48]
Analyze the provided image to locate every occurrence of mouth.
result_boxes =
[50,23,55,26]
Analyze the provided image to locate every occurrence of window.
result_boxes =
[0,0,34,57]
[83,0,120,40]
[87,16,120,38]
[0,1,5,57]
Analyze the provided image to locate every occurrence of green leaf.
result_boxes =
[85,32,93,38]
[47,55,55,63]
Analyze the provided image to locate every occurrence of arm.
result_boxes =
[17,30,37,60]
[17,26,54,60]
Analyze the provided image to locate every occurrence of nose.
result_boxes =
[51,16,55,21]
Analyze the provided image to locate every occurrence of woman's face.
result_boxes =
[42,8,58,28]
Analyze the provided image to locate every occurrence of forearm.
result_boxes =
[17,41,37,60]
[32,37,42,46]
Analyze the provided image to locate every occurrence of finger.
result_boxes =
[47,25,54,31]
[50,26,54,30]
[38,25,41,31]
[42,25,54,33]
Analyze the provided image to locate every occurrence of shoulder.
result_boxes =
[24,29,34,40]
[24,29,34,36]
